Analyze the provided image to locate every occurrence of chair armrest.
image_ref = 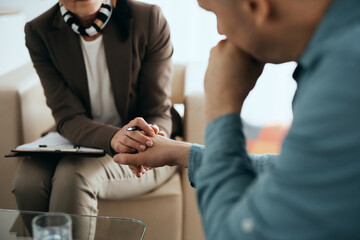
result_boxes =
[183,92,206,144]
[0,63,54,209]
[181,91,206,240]
[180,167,205,240]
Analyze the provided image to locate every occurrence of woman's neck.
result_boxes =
[76,12,102,41]
[76,12,97,28]
[75,0,117,41]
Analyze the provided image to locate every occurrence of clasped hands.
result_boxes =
[113,40,264,177]
[111,117,167,177]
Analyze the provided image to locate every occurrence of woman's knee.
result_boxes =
[13,158,56,193]
[12,158,57,210]
[52,156,104,194]
[49,156,105,214]
[12,175,51,204]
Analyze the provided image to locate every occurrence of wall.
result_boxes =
[142,0,297,126]
[0,0,57,76]
[0,0,57,21]
[0,0,297,126]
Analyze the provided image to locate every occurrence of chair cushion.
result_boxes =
[98,171,183,240]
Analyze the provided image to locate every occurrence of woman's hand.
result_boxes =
[111,117,156,154]
[111,118,168,178]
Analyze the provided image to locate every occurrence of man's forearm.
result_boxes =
[187,145,278,187]
[171,140,192,167]
[196,114,256,239]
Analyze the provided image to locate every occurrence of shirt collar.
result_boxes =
[297,0,360,70]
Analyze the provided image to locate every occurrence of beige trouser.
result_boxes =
[12,154,176,238]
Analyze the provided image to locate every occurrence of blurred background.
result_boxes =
[0,0,297,143]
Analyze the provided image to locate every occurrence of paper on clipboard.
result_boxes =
[14,132,105,154]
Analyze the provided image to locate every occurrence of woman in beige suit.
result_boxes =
[13,0,176,222]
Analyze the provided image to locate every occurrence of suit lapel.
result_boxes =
[47,9,91,116]
[103,17,134,124]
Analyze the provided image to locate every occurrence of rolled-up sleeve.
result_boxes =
[187,138,278,188]
[188,144,205,187]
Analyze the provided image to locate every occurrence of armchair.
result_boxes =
[0,63,206,240]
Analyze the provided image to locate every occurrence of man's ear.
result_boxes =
[243,0,270,27]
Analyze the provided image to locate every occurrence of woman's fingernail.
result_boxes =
[139,145,146,150]
[146,141,153,147]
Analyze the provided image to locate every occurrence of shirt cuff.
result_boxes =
[188,144,205,188]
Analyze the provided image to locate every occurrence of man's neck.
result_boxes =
[281,0,334,62]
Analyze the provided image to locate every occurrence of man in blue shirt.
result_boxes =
[114,0,360,239]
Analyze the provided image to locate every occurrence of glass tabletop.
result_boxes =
[0,209,145,240]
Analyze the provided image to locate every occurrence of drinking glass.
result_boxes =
[32,212,72,240]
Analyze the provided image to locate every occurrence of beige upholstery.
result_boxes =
[184,93,206,145]
[98,173,183,240]
[171,64,186,104]
[0,64,55,210]
[0,63,206,240]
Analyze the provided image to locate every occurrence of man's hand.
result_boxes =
[113,135,192,178]
[111,117,155,154]
[204,40,264,123]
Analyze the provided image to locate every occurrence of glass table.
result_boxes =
[0,209,145,240]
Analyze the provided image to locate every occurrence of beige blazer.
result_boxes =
[25,1,174,154]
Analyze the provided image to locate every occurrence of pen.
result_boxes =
[126,126,141,131]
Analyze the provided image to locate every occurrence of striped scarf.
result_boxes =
[60,0,113,37]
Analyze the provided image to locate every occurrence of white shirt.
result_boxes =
[80,35,121,127]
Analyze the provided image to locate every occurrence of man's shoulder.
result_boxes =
[294,21,360,114]
[324,22,360,63]
[308,22,360,84]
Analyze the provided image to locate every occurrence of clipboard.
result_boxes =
[5,132,105,158]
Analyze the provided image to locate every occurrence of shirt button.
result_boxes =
[241,218,254,233]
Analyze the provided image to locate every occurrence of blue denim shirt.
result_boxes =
[188,0,360,239]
